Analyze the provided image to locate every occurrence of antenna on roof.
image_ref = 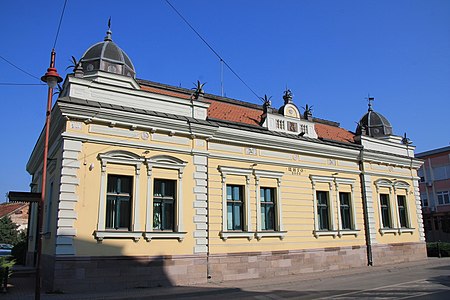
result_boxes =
[220,59,224,97]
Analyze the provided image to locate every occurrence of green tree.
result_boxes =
[0,216,20,245]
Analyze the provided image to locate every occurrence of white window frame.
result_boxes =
[144,155,187,242]
[219,166,253,240]
[94,151,144,242]
[310,175,359,238]
[254,170,286,240]
[375,179,414,236]
[437,191,450,205]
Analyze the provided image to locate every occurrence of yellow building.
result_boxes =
[24,29,426,292]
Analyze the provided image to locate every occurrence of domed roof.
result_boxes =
[80,28,135,78]
[356,101,393,137]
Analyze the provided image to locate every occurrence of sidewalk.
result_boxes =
[3,258,449,300]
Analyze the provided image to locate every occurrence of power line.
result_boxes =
[53,0,69,49]
[0,55,41,81]
[164,0,262,102]
[0,83,45,86]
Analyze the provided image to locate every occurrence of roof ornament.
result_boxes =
[283,88,293,104]
[192,80,206,100]
[401,132,412,145]
[104,17,112,41]
[302,104,313,121]
[367,94,374,111]
[261,94,272,107]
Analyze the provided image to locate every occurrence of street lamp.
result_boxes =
[35,49,62,300]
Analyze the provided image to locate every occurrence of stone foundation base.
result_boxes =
[40,242,428,293]
[209,245,368,282]
[42,254,207,293]
[371,242,427,266]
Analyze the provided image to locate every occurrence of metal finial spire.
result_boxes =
[283,88,293,104]
[105,17,112,41]
[367,94,374,111]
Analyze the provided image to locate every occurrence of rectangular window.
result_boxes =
[260,187,276,231]
[380,194,391,228]
[317,191,330,230]
[339,192,352,230]
[227,185,244,230]
[397,195,408,228]
[106,175,132,230]
[153,179,176,231]
[437,191,450,205]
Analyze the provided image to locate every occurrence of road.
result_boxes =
[5,258,450,299]
[184,258,450,300]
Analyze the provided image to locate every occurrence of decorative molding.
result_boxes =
[209,142,242,154]
[151,133,190,145]
[260,149,292,160]
[89,124,140,139]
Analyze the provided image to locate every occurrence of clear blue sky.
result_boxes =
[1,0,449,202]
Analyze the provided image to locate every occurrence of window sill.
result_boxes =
[399,228,415,235]
[94,230,141,242]
[379,228,415,236]
[338,229,360,237]
[314,230,338,238]
[144,231,186,242]
[255,231,287,240]
[314,229,360,238]
[379,228,398,235]
[220,231,254,241]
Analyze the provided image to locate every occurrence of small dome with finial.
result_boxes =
[356,97,393,137]
[80,19,135,78]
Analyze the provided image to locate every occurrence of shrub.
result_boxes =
[0,257,15,290]
[426,242,450,257]
[11,241,27,265]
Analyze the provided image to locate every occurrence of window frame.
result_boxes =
[219,167,253,240]
[260,187,276,231]
[379,193,392,229]
[375,179,414,236]
[105,174,133,230]
[437,191,450,205]
[226,184,244,231]
[397,195,409,228]
[153,179,176,231]
[310,175,359,238]
[254,169,285,240]
[94,151,144,242]
[339,192,352,230]
[144,155,187,242]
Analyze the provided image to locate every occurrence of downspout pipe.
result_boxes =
[359,148,373,266]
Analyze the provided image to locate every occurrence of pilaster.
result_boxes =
[56,139,82,255]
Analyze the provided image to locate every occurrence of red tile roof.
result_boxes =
[137,80,355,144]
[205,99,262,126]
[315,123,355,143]
[0,203,27,218]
